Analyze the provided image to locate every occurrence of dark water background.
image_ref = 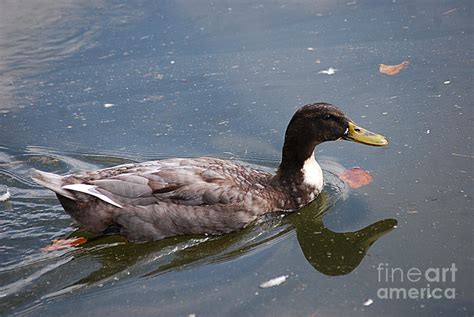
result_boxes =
[0,0,472,316]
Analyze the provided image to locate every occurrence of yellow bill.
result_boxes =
[342,121,388,146]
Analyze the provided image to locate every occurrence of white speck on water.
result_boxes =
[170,60,175,64]
[363,298,374,306]
[104,103,115,108]
[426,129,430,134]
[318,67,336,75]
[307,47,315,51]
[0,185,10,201]
[142,95,164,103]
[451,153,474,159]
[443,80,451,84]
[259,275,289,288]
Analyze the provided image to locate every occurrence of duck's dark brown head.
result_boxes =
[278,103,388,173]
[289,103,349,144]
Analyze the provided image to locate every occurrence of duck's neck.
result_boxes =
[276,134,323,189]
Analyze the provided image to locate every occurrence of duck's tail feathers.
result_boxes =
[31,169,76,200]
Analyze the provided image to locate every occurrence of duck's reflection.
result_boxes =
[71,191,396,285]
[288,195,397,276]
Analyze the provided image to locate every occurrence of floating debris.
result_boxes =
[451,153,474,159]
[379,61,409,75]
[339,167,373,189]
[318,67,336,75]
[363,298,374,306]
[143,71,164,80]
[259,275,289,288]
[0,185,10,201]
[142,95,164,103]
[442,8,458,15]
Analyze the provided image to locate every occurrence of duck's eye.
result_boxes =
[322,114,333,121]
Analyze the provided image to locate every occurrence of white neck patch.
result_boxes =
[301,152,324,191]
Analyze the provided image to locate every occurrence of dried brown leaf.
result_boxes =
[339,167,373,189]
[379,61,409,75]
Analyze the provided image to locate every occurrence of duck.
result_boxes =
[32,103,388,242]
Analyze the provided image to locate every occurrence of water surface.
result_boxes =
[0,1,472,316]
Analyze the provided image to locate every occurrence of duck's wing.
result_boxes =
[86,163,248,207]
[34,158,257,208]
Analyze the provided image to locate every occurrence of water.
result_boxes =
[0,0,472,316]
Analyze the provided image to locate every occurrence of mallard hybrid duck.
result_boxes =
[32,103,388,241]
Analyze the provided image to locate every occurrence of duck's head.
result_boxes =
[288,103,388,146]
[279,103,388,172]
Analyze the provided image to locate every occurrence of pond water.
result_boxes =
[0,0,472,316]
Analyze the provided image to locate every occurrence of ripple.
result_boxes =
[0,256,74,298]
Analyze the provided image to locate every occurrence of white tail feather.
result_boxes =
[62,184,123,208]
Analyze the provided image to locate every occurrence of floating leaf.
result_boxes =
[379,61,409,75]
[41,237,88,252]
[339,167,373,189]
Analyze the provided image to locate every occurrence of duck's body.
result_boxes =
[32,103,387,241]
